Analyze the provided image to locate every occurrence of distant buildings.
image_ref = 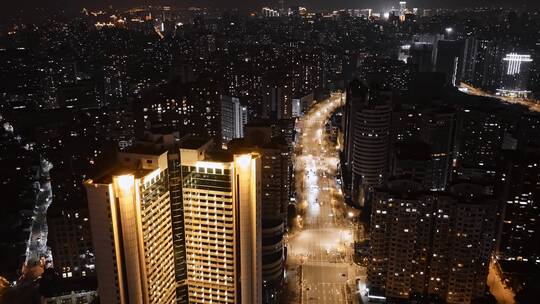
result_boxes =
[3,4,540,304]
[409,42,434,73]
[454,108,503,187]
[291,93,314,117]
[435,36,535,98]
[56,80,99,110]
[47,206,94,279]
[103,54,128,104]
[220,95,247,145]
[499,148,540,263]
[261,7,280,18]
[435,40,464,87]
[420,111,455,191]
[262,84,293,120]
[498,53,533,98]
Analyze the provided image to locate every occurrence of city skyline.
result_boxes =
[2,0,540,18]
[1,1,540,303]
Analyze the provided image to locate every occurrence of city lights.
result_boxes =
[2,2,540,304]
[503,53,533,75]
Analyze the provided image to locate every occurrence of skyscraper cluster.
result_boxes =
[2,2,540,304]
[340,8,540,300]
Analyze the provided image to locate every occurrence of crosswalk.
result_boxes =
[302,282,349,304]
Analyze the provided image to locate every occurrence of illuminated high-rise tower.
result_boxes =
[221,95,247,145]
[344,80,392,205]
[132,130,190,303]
[498,53,533,98]
[180,140,262,304]
[84,147,176,304]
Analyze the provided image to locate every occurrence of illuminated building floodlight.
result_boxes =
[235,154,252,168]
[401,44,411,50]
[116,175,134,191]
[503,53,533,75]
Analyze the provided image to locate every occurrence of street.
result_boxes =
[487,260,516,304]
[286,93,365,304]
[459,82,540,113]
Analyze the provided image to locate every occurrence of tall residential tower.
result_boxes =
[344,80,392,205]
[180,140,262,304]
[369,180,500,303]
[84,147,176,304]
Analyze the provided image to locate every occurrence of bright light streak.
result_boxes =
[503,53,532,75]
[116,175,134,191]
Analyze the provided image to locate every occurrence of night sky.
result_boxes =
[1,0,539,19]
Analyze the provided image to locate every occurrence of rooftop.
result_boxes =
[205,149,233,163]
[228,137,286,151]
[180,137,212,150]
[87,165,154,185]
[122,143,167,156]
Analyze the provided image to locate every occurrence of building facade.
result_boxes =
[369,180,499,303]
[180,142,262,304]
[500,149,540,263]
[498,53,533,98]
[47,206,94,279]
[221,95,247,145]
[84,148,176,304]
[134,130,190,303]
[344,80,392,204]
